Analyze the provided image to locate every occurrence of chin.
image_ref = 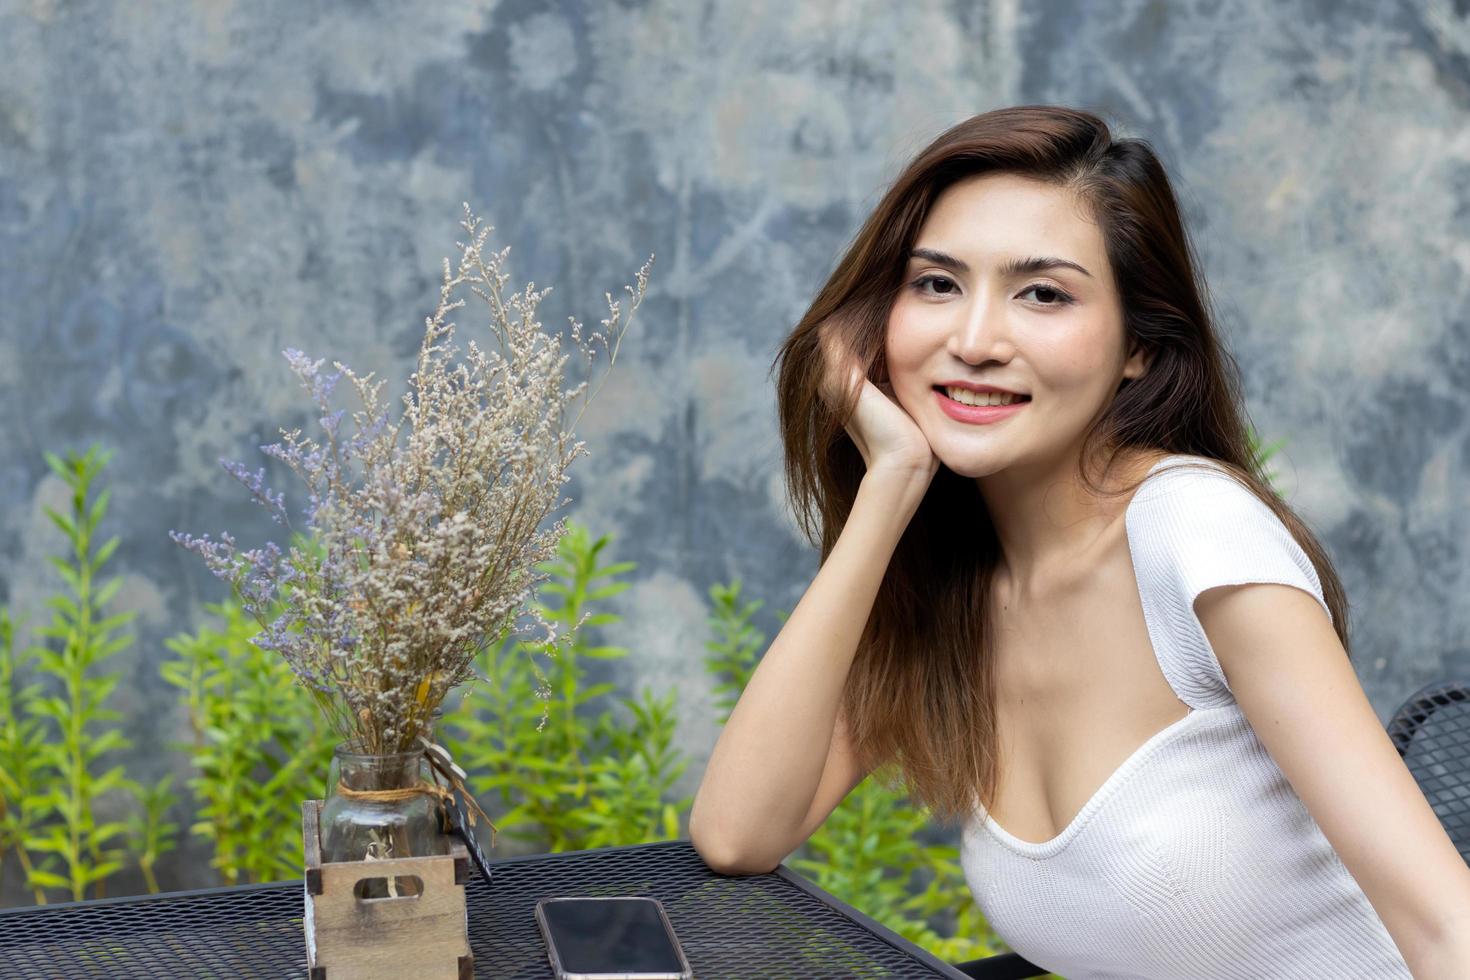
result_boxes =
[929,442,1005,480]
[939,459,998,480]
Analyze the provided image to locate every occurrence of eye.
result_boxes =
[911,273,959,297]
[1019,283,1075,307]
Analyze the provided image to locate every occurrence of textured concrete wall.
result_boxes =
[1,0,1468,899]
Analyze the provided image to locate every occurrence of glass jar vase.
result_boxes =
[319,740,448,898]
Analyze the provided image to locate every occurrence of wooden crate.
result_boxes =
[302,798,473,979]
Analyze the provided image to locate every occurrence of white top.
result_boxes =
[959,454,1409,979]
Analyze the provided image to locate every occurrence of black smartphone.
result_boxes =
[534,896,693,979]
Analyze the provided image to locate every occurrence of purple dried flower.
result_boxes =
[219,460,290,526]
[171,204,653,754]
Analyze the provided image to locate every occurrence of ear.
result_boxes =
[1122,337,1151,380]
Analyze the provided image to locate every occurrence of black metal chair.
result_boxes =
[1386,678,1470,863]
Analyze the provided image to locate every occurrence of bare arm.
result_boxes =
[691,327,938,875]
[1198,583,1470,977]
[689,468,930,875]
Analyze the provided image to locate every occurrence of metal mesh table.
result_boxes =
[0,839,974,978]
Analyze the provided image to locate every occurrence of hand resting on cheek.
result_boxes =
[816,323,939,484]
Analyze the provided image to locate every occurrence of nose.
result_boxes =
[945,293,1014,366]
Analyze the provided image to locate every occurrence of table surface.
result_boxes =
[0,838,975,979]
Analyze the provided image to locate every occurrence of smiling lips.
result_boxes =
[934,387,1030,424]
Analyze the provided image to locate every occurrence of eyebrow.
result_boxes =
[907,247,1093,280]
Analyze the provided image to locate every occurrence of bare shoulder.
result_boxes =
[1093,447,1180,536]
[1113,446,1178,486]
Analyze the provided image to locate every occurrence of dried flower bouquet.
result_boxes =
[172,204,653,762]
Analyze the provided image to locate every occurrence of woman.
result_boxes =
[688,105,1470,977]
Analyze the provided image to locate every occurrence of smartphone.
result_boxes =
[534,896,693,980]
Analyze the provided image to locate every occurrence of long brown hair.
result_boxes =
[771,104,1350,827]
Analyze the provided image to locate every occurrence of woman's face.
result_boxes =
[883,172,1147,480]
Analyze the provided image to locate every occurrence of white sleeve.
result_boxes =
[1125,459,1332,710]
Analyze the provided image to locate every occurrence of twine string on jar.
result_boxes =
[333,781,453,805]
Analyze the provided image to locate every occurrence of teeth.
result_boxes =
[945,387,1023,407]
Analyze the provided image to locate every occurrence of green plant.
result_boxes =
[0,608,50,903]
[126,775,179,895]
[18,445,175,901]
[701,579,763,725]
[1248,424,1287,492]
[581,686,688,848]
[442,521,690,852]
[160,598,335,885]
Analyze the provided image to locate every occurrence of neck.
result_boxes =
[977,444,1164,598]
